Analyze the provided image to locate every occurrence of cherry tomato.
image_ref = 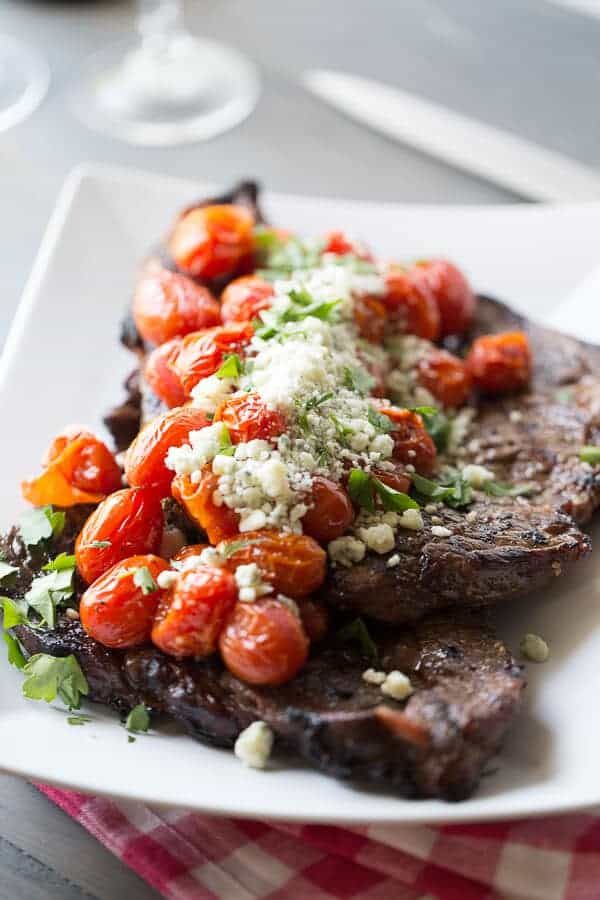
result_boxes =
[371,465,412,495]
[375,405,437,475]
[80,554,168,649]
[220,275,275,324]
[22,428,122,507]
[76,487,164,584]
[322,231,372,260]
[411,259,476,337]
[214,392,286,444]
[298,599,329,643]
[152,565,237,658]
[172,543,210,564]
[353,294,387,343]
[133,265,221,346]
[466,331,532,395]
[301,477,355,544]
[172,470,239,545]
[219,531,326,599]
[169,204,255,281]
[174,323,254,395]
[124,406,210,497]
[417,348,472,408]
[382,267,440,341]
[219,598,309,686]
[143,338,187,408]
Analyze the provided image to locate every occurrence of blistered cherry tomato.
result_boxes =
[382,268,440,341]
[371,465,412,495]
[174,323,254,395]
[298,599,329,643]
[466,331,532,395]
[220,275,275,324]
[125,406,210,496]
[143,338,187,408]
[22,428,122,507]
[133,265,221,346]
[169,204,255,281]
[411,259,476,337]
[417,348,472,408]
[375,405,437,475]
[172,543,210,564]
[322,231,372,260]
[301,477,355,544]
[80,553,168,648]
[353,294,387,343]
[172,470,239,545]
[75,487,164,584]
[219,531,326,599]
[152,565,237,658]
[214,392,286,444]
[219,598,309,686]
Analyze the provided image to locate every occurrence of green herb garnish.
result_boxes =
[216,353,244,379]
[342,365,375,396]
[296,392,334,431]
[420,409,451,452]
[22,653,89,710]
[367,406,394,434]
[42,552,77,572]
[580,446,600,465]
[25,565,75,629]
[2,596,29,629]
[19,506,65,547]
[347,469,419,514]
[4,632,26,669]
[85,540,112,550]
[133,567,158,596]
[125,704,150,734]
[68,715,92,726]
[483,481,537,498]
[336,618,378,664]
[412,469,473,509]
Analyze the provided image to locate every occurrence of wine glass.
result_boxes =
[71,0,260,146]
[0,34,49,133]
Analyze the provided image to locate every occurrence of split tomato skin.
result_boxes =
[382,268,441,342]
[124,406,210,496]
[219,531,327,599]
[411,259,476,337]
[133,265,221,346]
[466,331,532,395]
[301,477,355,544]
[417,348,472,408]
[168,204,255,281]
[214,392,286,444]
[80,554,168,649]
[75,486,164,584]
[375,405,437,475]
[143,338,187,408]
[173,323,254,395]
[220,275,274,324]
[219,598,309,686]
[151,565,237,658]
[172,470,240,545]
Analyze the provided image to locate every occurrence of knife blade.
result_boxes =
[302,69,600,202]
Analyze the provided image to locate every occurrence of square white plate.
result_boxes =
[1,163,599,825]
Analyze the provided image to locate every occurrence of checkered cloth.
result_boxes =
[37,785,599,899]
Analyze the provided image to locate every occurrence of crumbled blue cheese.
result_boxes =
[234,721,274,769]
[461,463,495,488]
[234,563,273,602]
[357,523,395,554]
[156,569,178,589]
[191,374,236,414]
[362,668,387,685]
[431,525,453,538]
[520,633,549,663]
[386,553,400,568]
[166,422,231,475]
[328,535,366,567]
[381,670,413,701]
[397,509,424,531]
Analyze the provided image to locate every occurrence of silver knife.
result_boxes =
[303,69,600,202]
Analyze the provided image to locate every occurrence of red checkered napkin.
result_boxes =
[37,785,600,899]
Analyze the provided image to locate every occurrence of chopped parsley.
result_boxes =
[253,227,322,275]
[2,596,29,629]
[216,353,244,379]
[412,470,473,509]
[24,563,75,629]
[21,653,89,710]
[296,392,334,432]
[348,469,419,514]
[366,406,394,434]
[419,408,451,452]
[83,540,112,550]
[219,538,256,559]
[68,715,92,726]
[580,445,600,465]
[42,552,76,572]
[4,632,25,669]
[255,291,342,340]
[133,567,158,596]
[482,481,537,498]
[343,365,375,396]
[336,618,378,664]
[19,506,65,547]
[125,703,150,734]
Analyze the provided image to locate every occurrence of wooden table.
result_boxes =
[1,1,599,896]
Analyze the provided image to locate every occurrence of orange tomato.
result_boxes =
[75,487,164,584]
[382,267,440,341]
[375,405,437,475]
[220,275,274,324]
[219,598,309,686]
[172,543,210,563]
[22,428,122,507]
[143,338,187,408]
[124,406,210,496]
[301,477,355,544]
[173,323,254,395]
[417,348,472,408]
[411,259,476,337]
[169,204,255,281]
[133,265,220,346]
[151,565,237,658]
[214,392,286,444]
[172,469,239,545]
[80,554,168,648]
[466,331,532,395]
[219,531,326,599]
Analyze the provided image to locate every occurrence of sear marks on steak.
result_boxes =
[14,608,524,801]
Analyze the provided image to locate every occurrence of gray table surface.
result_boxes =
[1,1,599,897]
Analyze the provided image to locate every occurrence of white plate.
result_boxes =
[1,163,599,825]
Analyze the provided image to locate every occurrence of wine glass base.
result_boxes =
[0,35,49,133]
[71,36,260,146]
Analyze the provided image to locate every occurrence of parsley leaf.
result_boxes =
[343,365,375,396]
[367,406,394,433]
[2,596,29,629]
[22,653,89,710]
[0,560,18,585]
[296,391,334,431]
[420,409,451,452]
[25,566,75,629]
[82,540,112,550]
[4,632,25,669]
[336,618,378,664]
[483,481,537,498]
[410,405,438,417]
[253,228,322,274]
[68,715,92,726]
[412,469,473,509]
[125,704,150,733]
[347,469,419,514]
[219,538,258,559]
[216,353,244,379]
[19,506,65,547]
[133,567,158,595]
[580,445,600,465]
[42,552,77,572]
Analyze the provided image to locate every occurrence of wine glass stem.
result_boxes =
[136,0,186,53]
